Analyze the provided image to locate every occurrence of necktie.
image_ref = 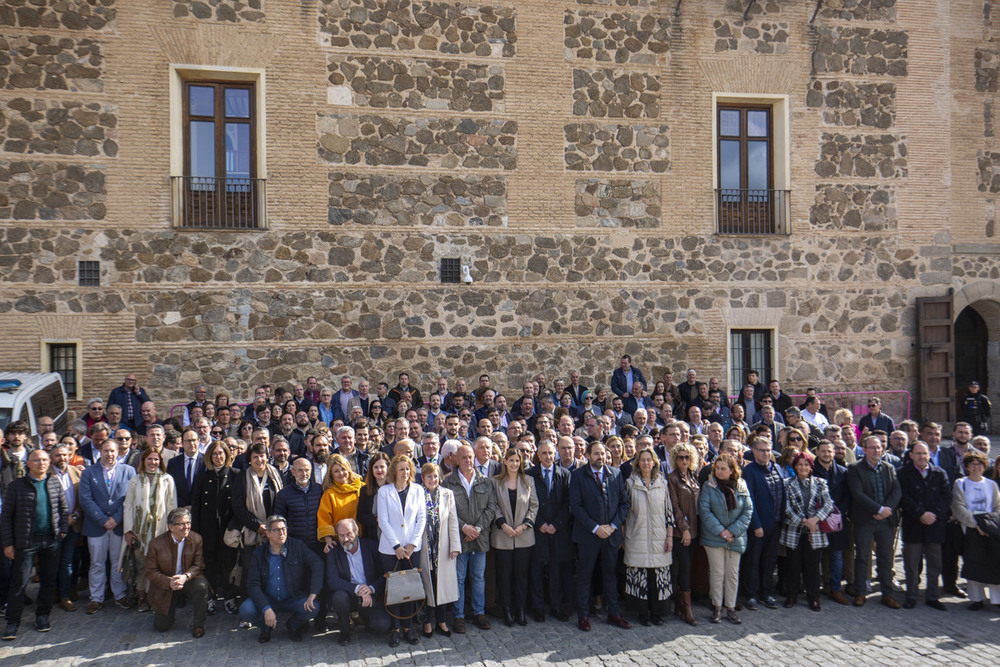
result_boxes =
[544,468,551,491]
[186,458,194,488]
[595,469,602,486]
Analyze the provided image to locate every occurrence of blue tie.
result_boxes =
[544,468,551,492]
[186,458,194,488]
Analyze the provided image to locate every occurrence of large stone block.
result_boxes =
[0,0,116,31]
[564,122,669,172]
[328,55,504,112]
[712,19,789,55]
[0,98,118,157]
[574,178,660,228]
[317,113,517,169]
[564,9,670,64]
[810,184,897,231]
[815,0,896,22]
[815,133,907,178]
[806,80,895,129]
[0,161,106,220]
[328,172,507,227]
[976,49,999,93]
[812,27,907,76]
[172,0,264,22]
[319,0,516,58]
[0,35,104,92]
[978,151,1000,193]
[571,68,659,118]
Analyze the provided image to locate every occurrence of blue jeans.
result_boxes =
[239,596,315,631]
[828,549,844,592]
[454,550,486,618]
[56,530,78,600]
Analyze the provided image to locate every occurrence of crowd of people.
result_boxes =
[0,359,998,648]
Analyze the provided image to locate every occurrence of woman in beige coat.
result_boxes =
[120,448,177,612]
[491,448,539,626]
[419,462,461,637]
[624,448,674,626]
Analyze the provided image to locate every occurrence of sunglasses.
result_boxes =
[788,436,803,442]
[676,455,690,460]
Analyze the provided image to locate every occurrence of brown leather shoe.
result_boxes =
[192,626,205,638]
[881,597,900,609]
[473,614,491,630]
[59,599,77,612]
[809,600,822,612]
[85,601,102,614]
[578,616,591,632]
[852,596,866,607]
[453,617,466,634]
[829,591,849,606]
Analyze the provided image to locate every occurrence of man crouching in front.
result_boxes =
[144,507,209,638]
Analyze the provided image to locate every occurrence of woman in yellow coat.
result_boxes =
[317,453,364,550]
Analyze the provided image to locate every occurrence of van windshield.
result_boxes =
[0,408,10,431]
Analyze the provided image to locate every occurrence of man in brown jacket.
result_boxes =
[144,507,209,638]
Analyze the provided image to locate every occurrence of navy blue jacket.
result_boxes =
[743,460,785,533]
[610,367,647,399]
[107,385,150,430]
[167,453,204,508]
[272,480,323,546]
[247,536,324,612]
[569,464,630,548]
[326,537,385,598]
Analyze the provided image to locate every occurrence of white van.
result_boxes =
[0,372,68,436]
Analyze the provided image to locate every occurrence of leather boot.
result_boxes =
[503,608,514,627]
[681,592,698,626]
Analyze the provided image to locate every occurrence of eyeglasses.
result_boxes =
[172,521,191,527]
[118,436,132,442]
[89,407,103,412]
[868,404,878,408]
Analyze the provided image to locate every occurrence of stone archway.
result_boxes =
[952,281,1000,404]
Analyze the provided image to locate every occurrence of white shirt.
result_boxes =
[172,535,185,575]
[345,545,368,593]
[802,410,830,428]
[54,467,76,514]
[459,470,475,497]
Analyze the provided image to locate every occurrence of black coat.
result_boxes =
[167,453,205,508]
[813,460,851,551]
[963,514,1000,585]
[0,474,69,550]
[190,467,237,549]
[528,465,574,563]
[356,489,380,540]
[898,461,951,544]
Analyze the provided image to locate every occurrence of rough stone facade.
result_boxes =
[328,172,507,227]
[328,55,504,112]
[0,1,994,421]
[172,1,264,22]
[712,20,789,55]
[0,0,117,31]
[0,98,118,157]
[0,35,104,92]
[574,179,660,228]
[571,68,659,118]
[563,10,670,65]
[564,122,669,172]
[806,80,895,129]
[318,0,516,57]
[317,113,517,169]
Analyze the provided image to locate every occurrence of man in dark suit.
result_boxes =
[107,374,151,431]
[472,437,499,477]
[566,371,588,408]
[569,440,631,631]
[610,355,646,399]
[326,518,390,645]
[848,434,902,609]
[166,428,204,508]
[897,442,951,610]
[528,441,573,622]
[859,397,895,435]
[920,421,965,599]
[78,422,111,467]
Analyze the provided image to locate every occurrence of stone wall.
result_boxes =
[172,1,264,22]
[576,0,657,7]
[979,151,1000,192]
[0,35,104,92]
[0,0,116,31]
[712,19,789,55]
[0,98,118,157]
[810,184,897,232]
[317,113,517,170]
[815,0,896,22]
[815,133,907,178]
[327,55,504,112]
[571,68,659,118]
[0,161,106,221]
[812,27,907,77]
[806,80,895,129]
[319,0,516,58]
[574,178,660,228]
[328,172,507,227]
[564,122,669,172]
[977,48,999,93]
[563,10,670,64]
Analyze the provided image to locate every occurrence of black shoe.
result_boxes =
[651,614,664,625]
[638,613,651,626]
[422,625,434,639]
[533,609,545,623]
[287,618,305,642]
[35,615,50,632]
[313,616,328,633]
[745,597,758,611]
[554,610,569,622]
[503,608,514,627]
[405,629,419,645]
[437,625,451,637]
[225,598,240,615]
[338,630,351,646]
[389,630,400,647]
[926,600,947,611]
[2,623,17,641]
[258,626,272,643]
[516,609,527,626]
[903,599,916,609]
[969,601,985,611]
[762,596,778,609]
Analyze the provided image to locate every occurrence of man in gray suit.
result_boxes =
[847,434,902,609]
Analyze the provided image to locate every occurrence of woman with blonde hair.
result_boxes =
[318,453,364,548]
[120,448,177,612]
[605,435,625,469]
[624,448,674,626]
[491,448,539,626]
[667,441,701,625]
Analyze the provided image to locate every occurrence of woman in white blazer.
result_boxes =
[419,462,461,638]
[377,454,427,647]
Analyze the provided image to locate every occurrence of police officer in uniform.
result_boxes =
[961,381,991,435]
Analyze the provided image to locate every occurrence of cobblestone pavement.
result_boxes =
[1,578,998,667]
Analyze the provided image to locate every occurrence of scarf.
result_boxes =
[244,465,284,545]
[134,471,168,550]
[716,476,738,511]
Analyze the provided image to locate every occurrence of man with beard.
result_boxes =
[307,433,331,485]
